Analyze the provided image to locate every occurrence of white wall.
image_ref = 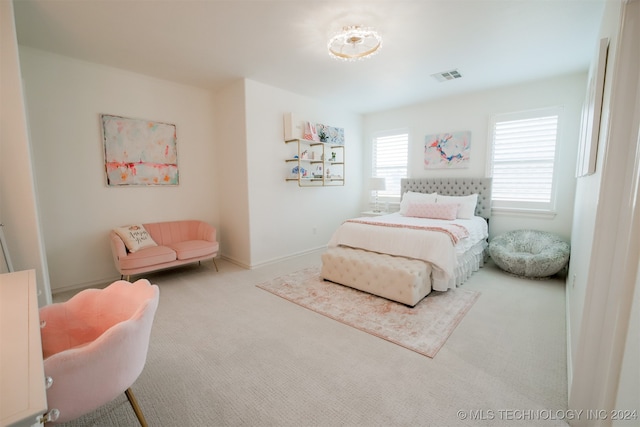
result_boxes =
[213,80,251,267]
[212,78,364,269]
[614,263,639,426]
[566,0,621,393]
[567,0,640,420]
[243,79,363,267]
[19,47,219,292]
[363,73,587,240]
[18,47,364,284]
[0,2,51,305]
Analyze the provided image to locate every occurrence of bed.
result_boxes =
[321,177,492,306]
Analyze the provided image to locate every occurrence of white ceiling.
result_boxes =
[13,0,606,114]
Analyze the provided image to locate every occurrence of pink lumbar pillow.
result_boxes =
[404,202,458,220]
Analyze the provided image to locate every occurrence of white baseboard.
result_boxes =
[222,246,326,270]
[52,275,118,295]
[52,248,327,296]
[565,280,573,401]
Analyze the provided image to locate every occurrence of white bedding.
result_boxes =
[327,212,488,290]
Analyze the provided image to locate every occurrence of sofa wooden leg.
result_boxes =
[212,258,219,272]
[125,387,148,427]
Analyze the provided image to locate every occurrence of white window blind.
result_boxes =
[372,131,408,199]
[490,107,561,211]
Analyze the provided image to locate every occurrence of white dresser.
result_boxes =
[0,270,47,427]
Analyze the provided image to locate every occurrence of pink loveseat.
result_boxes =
[110,220,219,280]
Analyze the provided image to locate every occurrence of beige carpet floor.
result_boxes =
[52,252,568,426]
[256,267,480,358]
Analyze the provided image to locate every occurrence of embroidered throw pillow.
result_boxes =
[114,224,157,253]
[405,203,458,220]
[436,194,478,219]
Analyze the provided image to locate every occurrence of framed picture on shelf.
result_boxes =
[302,121,319,141]
[316,123,345,145]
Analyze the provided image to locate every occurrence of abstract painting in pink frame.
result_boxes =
[101,114,179,186]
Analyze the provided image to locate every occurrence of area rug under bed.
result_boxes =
[256,267,480,358]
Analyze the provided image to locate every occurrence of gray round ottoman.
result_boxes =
[489,230,570,278]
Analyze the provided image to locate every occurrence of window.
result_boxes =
[489,107,561,212]
[372,130,409,201]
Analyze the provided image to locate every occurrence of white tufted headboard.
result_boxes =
[401,178,492,219]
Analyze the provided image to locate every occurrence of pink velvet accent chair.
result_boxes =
[39,279,160,425]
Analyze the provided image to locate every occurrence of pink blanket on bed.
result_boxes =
[345,218,469,244]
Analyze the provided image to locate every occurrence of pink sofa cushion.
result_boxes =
[168,240,219,260]
[118,245,176,270]
[143,220,214,246]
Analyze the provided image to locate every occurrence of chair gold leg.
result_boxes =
[212,258,219,272]
[125,387,148,427]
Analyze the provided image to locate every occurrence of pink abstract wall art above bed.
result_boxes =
[424,131,471,169]
[101,114,179,186]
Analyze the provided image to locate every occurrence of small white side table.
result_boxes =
[360,211,388,217]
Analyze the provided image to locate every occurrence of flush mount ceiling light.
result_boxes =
[327,25,382,61]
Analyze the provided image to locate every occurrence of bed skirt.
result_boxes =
[431,240,488,290]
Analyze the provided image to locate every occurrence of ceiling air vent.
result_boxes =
[431,69,462,82]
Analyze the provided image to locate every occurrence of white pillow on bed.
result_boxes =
[405,202,458,220]
[400,191,437,215]
[436,194,478,219]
